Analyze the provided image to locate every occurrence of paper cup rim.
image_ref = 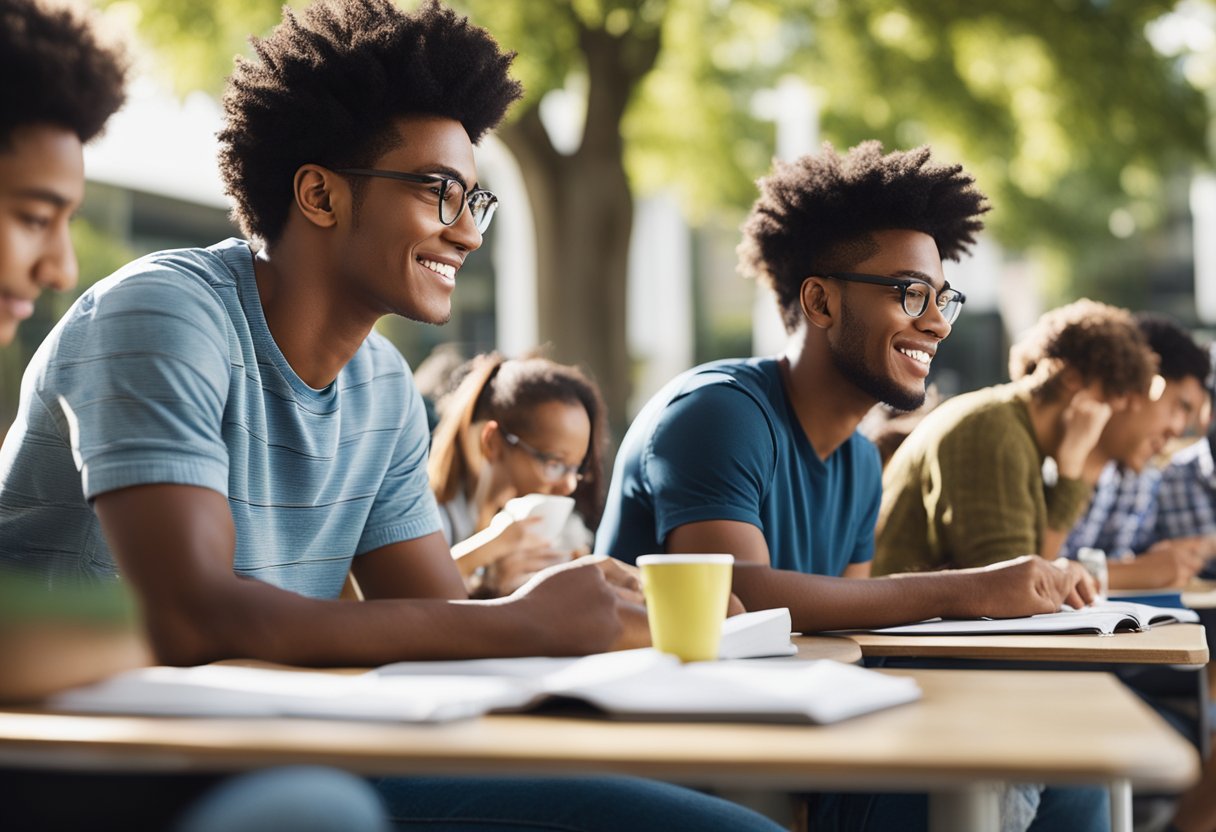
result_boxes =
[635,554,734,566]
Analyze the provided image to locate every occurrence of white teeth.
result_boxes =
[419,258,456,279]
[898,348,931,365]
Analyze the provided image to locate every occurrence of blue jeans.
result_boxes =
[1,766,390,831]
[805,786,1110,832]
[372,775,786,831]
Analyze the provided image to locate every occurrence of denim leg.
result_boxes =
[175,767,391,832]
[1027,786,1110,832]
[802,792,925,832]
[372,775,786,832]
[804,785,1108,832]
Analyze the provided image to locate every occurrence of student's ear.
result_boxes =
[1057,367,1084,396]
[480,420,504,461]
[293,164,340,229]
[799,277,834,329]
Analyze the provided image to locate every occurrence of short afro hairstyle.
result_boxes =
[0,0,128,148]
[1008,299,1157,402]
[738,141,989,333]
[1133,312,1209,385]
[219,0,523,243]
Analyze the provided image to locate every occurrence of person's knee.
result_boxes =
[176,766,388,832]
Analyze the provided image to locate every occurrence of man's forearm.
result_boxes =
[730,564,964,632]
[143,578,545,666]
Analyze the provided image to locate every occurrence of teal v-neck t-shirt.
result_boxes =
[597,357,881,576]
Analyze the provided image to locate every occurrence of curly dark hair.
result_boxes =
[1008,299,1157,401]
[1133,312,1209,384]
[0,0,128,148]
[219,0,522,243]
[738,141,989,332]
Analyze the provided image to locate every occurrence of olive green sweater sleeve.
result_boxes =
[1045,474,1092,532]
[931,411,1045,568]
[876,388,1096,575]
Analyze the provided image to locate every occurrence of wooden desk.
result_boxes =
[846,623,1209,666]
[0,669,1196,832]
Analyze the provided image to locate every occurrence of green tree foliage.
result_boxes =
[99,0,1212,421]
[626,0,1208,282]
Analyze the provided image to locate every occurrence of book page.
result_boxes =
[1084,601,1199,627]
[870,609,1130,636]
[50,664,534,722]
[868,601,1198,636]
[551,657,921,723]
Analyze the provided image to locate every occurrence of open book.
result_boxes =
[50,649,919,726]
[868,601,1199,637]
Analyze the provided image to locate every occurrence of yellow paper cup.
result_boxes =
[636,554,734,662]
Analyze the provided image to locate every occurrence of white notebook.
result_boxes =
[719,607,798,658]
[51,650,918,726]
[868,601,1199,637]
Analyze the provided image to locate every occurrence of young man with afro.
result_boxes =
[0,1,789,829]
[597,141,1107,830]
[0,0,125,345]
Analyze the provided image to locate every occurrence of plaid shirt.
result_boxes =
[1153,438,1216,540]
[1063,438,1216,578]
[1061,462,1160,560]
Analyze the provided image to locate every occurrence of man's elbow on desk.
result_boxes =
[137,581,282,667]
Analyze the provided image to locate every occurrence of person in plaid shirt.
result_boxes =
[1060,315,1214,588]
[1152,434,1216,578]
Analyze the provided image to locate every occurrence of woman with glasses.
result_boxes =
[428,353,609,596]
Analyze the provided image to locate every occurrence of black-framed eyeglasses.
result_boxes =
[336,168,498,233]
[824,272,966,325]
[501,430,585,483]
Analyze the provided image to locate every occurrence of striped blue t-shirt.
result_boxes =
[0,238,441,598]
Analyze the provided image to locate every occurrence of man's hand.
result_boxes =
[483,542,573,597]
[451,516,548,578]
[1110,541,1205,589]
[1055,385,1117,479]
[582,556,650,649]
[588,556,645,605]
[508,558,625,655]
[950,555,1093,618]
[1052,558,1099,607]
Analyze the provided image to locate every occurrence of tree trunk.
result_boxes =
[498,23,661,439]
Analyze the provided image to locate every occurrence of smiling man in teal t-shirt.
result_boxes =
[598,141,1107,832]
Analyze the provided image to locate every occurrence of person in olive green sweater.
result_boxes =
[873,299,1158,575]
